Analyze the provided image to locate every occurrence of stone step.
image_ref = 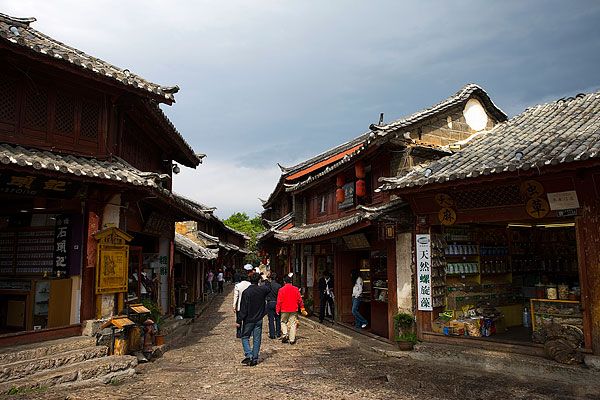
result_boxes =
[0,345,109,383]
[0,336,97,365]
[0,355,138,395]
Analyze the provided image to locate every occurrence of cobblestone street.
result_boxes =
[17,287,598,400]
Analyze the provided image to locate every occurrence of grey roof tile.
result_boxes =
[0,13,178,102]
[379,90,600,191]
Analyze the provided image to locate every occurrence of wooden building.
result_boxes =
[379,89,600,357]
[260,84,506,340]
[0,13,205,345]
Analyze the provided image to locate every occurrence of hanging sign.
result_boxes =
[438,207,457,226]
[416,234,433,311]
[95,227,132,294]
[526,197,550,219]
[0,173,80,197]
[547,191,579,211]
[338,182,355,209]
[53,215,70,277]
[520,180,544,198]
[435,193,455,208]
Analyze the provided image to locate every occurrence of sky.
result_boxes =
[3,1,600,218]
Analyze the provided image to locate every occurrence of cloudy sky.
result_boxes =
[3,1,600,217]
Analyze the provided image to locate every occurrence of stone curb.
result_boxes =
[299,315,600,385]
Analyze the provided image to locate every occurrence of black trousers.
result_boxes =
[319,294,334,322]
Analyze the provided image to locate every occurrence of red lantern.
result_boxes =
[356,179,366,197]
[336,187,345,203]
[355,161,366,179]
[336,175,345,188]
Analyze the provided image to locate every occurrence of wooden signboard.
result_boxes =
[95,227,133,295]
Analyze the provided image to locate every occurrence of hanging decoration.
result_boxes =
[336,174,345,203]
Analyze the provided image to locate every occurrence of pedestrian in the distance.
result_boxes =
[233,264,253,338]
[351,269,368,329]
[217,269,224,293]
[207,269,214,293]
[318,270,335,323]
[276,273,308,345]
[237,272,270,366]
[265,272,282,339]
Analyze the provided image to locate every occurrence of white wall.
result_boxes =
[396,232,414,314]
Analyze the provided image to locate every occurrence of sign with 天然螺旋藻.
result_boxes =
[416,234,432,311]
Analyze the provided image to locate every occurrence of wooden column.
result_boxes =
[387,241,398,340]
[575,172,600,354]
[80,207,100,321]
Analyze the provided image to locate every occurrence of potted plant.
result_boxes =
[141,299,164,345]
[303,297,314,316]
[394,312,417,350]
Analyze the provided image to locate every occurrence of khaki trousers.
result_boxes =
[280,312,298,342]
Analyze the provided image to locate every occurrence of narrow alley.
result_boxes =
[17,287,597,400]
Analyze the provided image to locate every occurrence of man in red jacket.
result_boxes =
[276,273,307,344]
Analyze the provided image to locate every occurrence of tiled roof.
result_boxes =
[144,102,201,168]
[175,233,219,260]
[0,13,178,103]
[369,83,507,135]
[379,91,600,191]
[172,193,216,222]
[0,142,170,188]
[257,212,294,242]
[265,84,505,202]
[273,200,404,242]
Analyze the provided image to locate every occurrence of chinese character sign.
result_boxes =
[416,234,433,311]
[54,215,70,276]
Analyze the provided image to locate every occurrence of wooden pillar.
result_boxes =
[575,172,600,354]
[387,241,397,340]
[81,207,100,321]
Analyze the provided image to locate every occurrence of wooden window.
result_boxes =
[23,85,49,131]
[0,76,17,126]
[54,92,75,135]
[80,100,100,139]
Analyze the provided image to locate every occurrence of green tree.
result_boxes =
[223,212,265,264]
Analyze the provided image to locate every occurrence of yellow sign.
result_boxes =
[435,193,455,208]
[520,180,544,199]
[526,197,550,219]
[95,227,132,295]
[438,207,457,226]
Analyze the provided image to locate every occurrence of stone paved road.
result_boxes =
[16,288,598,399]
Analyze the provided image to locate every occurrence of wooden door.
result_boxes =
[48,278,72,328]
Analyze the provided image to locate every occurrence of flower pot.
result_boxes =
[396,340,414,351]
[155,334,165,346]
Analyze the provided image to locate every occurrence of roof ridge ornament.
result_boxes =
[0,13,36,26]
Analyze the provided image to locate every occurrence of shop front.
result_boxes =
[409,175,593,357]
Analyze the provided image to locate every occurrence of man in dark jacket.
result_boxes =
[265,272,282,339]
[318,271,334,323]
[236,272,270,366]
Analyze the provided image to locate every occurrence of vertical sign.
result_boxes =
[416,234,432,311]
[54,215,70,276]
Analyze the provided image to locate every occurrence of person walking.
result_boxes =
[265,272,282,339]
[236,272,270,366]
[351,269,368,329]
[276,273,307,345]
[233,264,253,338]
[206,269,214,293]
[216,269,224,293]
[318,271,335,323]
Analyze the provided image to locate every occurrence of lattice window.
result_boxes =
[453,184,523,210]
[24,85,49,130]
[55,92,75,135]
[80,100,99,139]
[0,77,17,124]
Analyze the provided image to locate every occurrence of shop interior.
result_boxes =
[0,211,72,334]
[437,222,583,345]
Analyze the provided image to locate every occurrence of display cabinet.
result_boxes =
[530,298,582,332]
